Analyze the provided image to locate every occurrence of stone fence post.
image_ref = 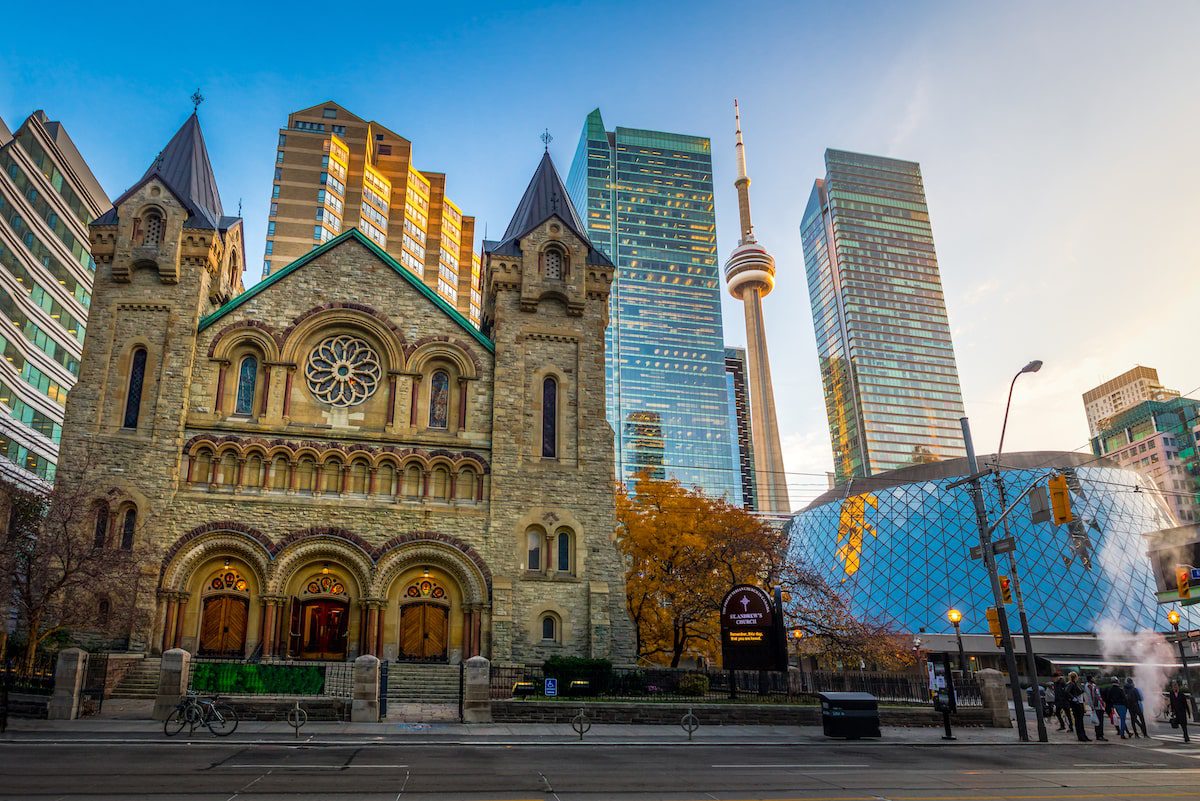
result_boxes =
[975,668,1013,728]
[352,654,380,723]
[153,648,190,721]
[47,648,87,720]
[463,655,492,723]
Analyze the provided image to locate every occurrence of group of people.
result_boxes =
[1033,673,1192,742]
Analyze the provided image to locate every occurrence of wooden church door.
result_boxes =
[399,603,448,661]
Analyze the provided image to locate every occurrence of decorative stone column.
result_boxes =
[975,668,1014,728]
[462,656,492,723]
[351,654,380,723]
[153,648,191,721]
[261,599,278,659]
[47,648,88,720]
[173,592,190,650]
[159,591,179,654]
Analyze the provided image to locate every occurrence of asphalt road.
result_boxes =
[1,739,1198,801]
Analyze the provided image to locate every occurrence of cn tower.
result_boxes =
[723,101,790,514]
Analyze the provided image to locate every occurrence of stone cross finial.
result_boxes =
[540,128,553,150]
[191,89,205,111]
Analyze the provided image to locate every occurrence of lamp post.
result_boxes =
[948,608,968,674]
[1168,609,1200,718]
[993,359,1049,743]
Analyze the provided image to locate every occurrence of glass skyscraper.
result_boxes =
[801,149,965,481]
[567,109,736,498]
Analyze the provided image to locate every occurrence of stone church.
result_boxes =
[54,112,635,665]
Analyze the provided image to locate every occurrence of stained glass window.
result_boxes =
[526,528,542,571]
[120,508,136,550]
[123,348,147,429]
[557,529,571,572]
[234,356,257,415]
[92,503,108,549]
[542,376,557,458]
[429,370,450,429]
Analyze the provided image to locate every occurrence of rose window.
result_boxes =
[304,335,382,407]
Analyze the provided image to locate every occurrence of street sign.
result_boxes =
[544,678,558,697]
[1191,568,1200,582]
[969,538,1017,560]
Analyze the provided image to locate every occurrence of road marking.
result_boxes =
[712,763,871,768]
[220,763,409,769]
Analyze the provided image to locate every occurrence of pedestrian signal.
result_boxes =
[1048,474,1074,525]
[985,606,1003,647]
[999,575,1013,605]
[1178,565,1192,599]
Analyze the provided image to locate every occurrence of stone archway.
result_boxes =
[269,536,373,661]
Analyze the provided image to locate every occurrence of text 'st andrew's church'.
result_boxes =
[54,111,635,664]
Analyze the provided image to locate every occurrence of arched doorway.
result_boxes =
[398,578,449,661]
[289,571,350,660]
[198,570,250,657]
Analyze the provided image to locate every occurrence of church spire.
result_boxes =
[733,99,755,244]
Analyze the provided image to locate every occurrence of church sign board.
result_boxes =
[720,584,783,671]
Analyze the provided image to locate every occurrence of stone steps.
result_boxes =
[386,663,461,703]
[109,658,162,700]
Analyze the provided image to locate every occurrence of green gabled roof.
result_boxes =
[198,228,494,353]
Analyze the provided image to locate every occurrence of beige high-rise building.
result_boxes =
[263,102,483,327]
[1082,365,1179,438]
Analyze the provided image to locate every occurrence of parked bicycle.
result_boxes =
[164,691,238,736]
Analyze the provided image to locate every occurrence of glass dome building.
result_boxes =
[786,452,1194,643]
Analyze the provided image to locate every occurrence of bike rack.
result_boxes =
[287,701,308,739]
[681,707,700,741]
[571,707,591,740]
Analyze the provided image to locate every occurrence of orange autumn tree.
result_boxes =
[615,471,785,667]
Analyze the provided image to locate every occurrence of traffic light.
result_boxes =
[999,574,1013,604]
[1178,565,1192,599]
[985,606,1003,647]
[1048,474,1074,525]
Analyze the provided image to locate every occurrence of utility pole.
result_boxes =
[994,472,1049,742]
[960,417,1029,741]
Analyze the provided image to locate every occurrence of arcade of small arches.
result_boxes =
[181,438,488,504]
[156,528,499,663]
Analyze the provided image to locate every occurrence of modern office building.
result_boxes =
[721,103,789,514]
[263,102,483,327]
[1083,365,1180,438]
[566,109,737,499]
[0,111,109,487]
[786,452,1195,662]
[724,346,756,510]
[801,150,966,482]
[1091,395,1200,525]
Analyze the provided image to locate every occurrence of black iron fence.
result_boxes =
[188,659,355,698]
[4,655,57,696]
[491,664,982,707]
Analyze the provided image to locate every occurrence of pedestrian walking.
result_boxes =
[1067,671,1090,741]
[1106,678,1129,738]
[1086,674,1107,741]
[1053,675,1071,731]
[1168,679,1191,743]
[1124,678,1147,738]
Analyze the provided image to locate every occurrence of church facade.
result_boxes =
[54,113,635,665]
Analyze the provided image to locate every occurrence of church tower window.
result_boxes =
[92,502,109,549]
[139,209,164,247]
[234,356,258,416]
[119,507,137,550]
[541,376,558,458]
[544,248,563,280]
[429,370,450,429]
[123,348,148,429]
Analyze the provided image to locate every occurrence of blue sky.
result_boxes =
[4,1,1199,506]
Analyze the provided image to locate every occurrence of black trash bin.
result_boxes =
[817,691,881,739]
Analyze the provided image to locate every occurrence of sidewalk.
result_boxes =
[0,716,1142,746]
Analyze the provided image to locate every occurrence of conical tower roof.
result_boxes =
[94,113,233,230]
[486,151,612,267]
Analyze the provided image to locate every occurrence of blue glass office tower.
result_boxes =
[801,150,966,482]
[567,110,736,498]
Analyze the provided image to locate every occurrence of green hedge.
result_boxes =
[190,663,326,695]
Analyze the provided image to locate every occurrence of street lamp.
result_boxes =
[993,358,1049,743]
[948,608,968,674]
[1166,609,1195,714]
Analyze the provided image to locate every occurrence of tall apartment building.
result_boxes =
[724,346,756,510]
[1091,395,1200,525]
[566,109,737,499]
[801,149,966,481]
[1083,365,1180,438]
[263,102,483,327]
[0,111,108,487]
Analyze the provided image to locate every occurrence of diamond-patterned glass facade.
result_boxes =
[786,463,1198,636]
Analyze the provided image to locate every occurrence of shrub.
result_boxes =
[543,656,612,694]
[678,673,710,697]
